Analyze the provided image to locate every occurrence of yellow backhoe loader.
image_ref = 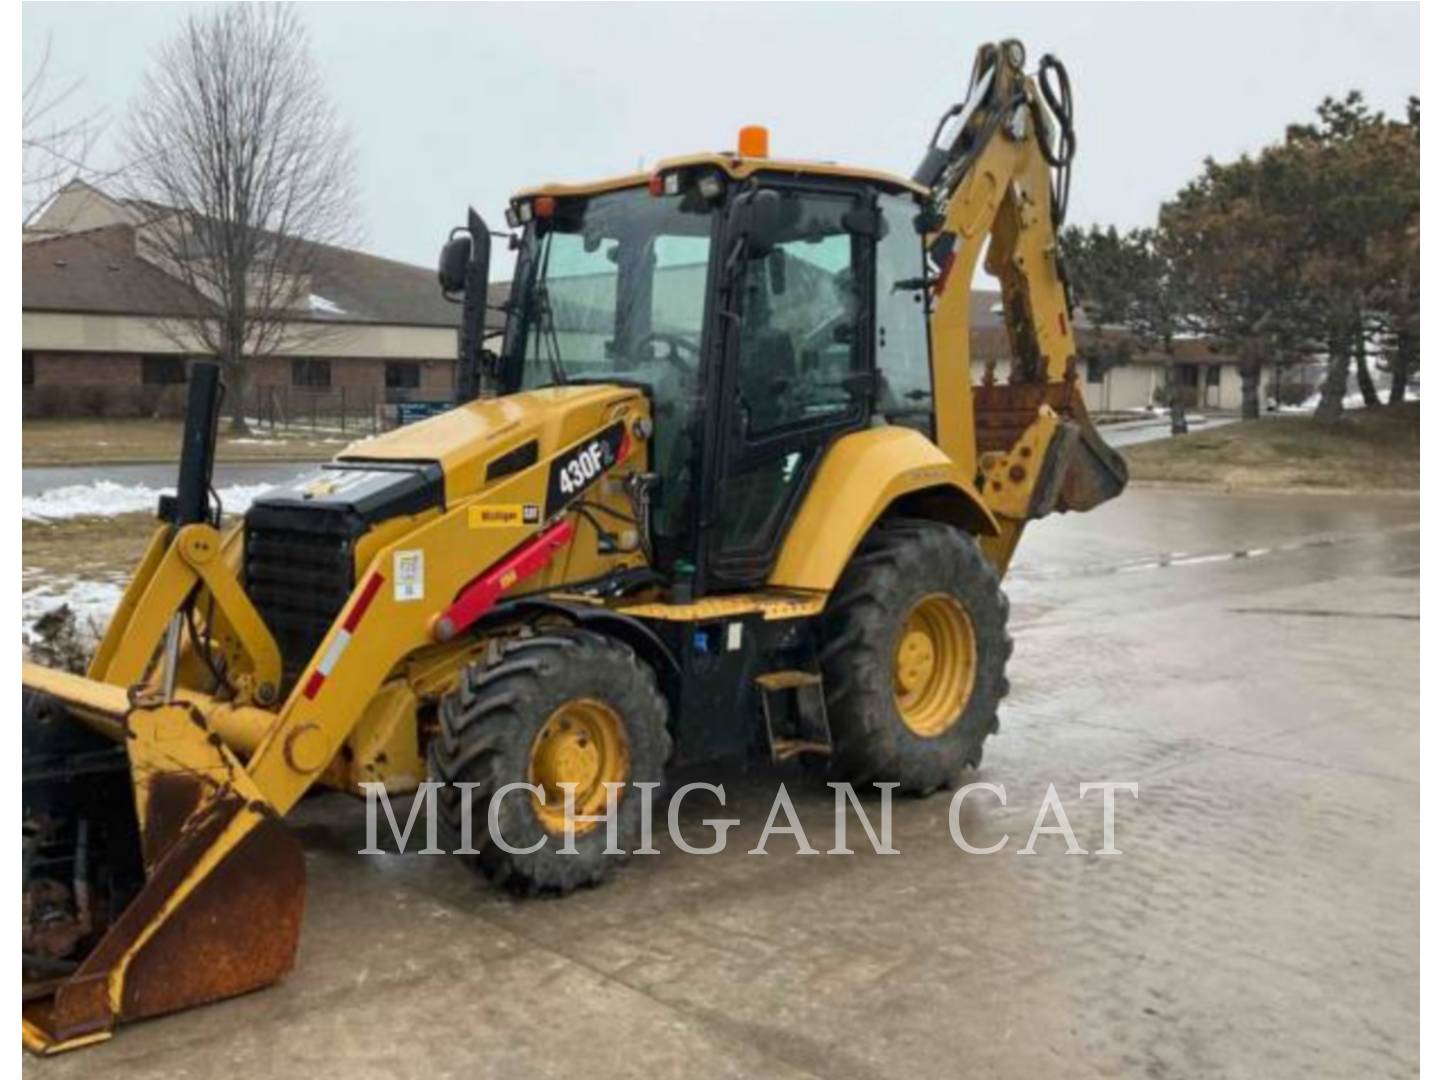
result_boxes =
[21,39,1125,1052]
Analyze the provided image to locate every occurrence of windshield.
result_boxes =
[506,186,716,549]
[512,187,714,390]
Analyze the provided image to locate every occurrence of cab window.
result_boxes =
[733,194,863,439]
[874,193,932,431]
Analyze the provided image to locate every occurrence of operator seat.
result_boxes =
[740,328,797,433]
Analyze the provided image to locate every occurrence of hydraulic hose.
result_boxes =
[1035,53,1075,226]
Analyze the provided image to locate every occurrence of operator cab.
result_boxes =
[449,135,937,594]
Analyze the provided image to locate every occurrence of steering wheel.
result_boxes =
[636,331,701,372]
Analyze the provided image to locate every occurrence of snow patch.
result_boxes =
[1278,385,1420,413]
[307,294,346,315]
[22,481,275,522]
[22,577,125,642]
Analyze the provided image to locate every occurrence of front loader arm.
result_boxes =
[23,394,650,1051]
[84,522,283,705]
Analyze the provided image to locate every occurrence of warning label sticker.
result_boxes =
[393,550,425,602]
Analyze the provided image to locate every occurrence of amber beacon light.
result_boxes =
[737,124,770,157]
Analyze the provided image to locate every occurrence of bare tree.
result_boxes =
[122,4,359,432]
[23,34,103,223]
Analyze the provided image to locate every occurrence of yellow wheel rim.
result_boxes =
[893,593,976,738]
[528,699,630,836]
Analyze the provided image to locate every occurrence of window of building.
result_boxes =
[141,355,188,385]
[292,359,331,388]
[385,362,421,389]
[1085,357,1105,384]
[1206,364,1221,387]
[23,351,35,387]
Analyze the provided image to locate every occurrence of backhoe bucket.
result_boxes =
[21,675,305,1054]
[1036,416,1130,515]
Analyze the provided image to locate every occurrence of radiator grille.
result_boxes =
[244,525,355,684]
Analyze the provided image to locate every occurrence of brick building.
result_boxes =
[963,290,1250,413]
[22,181,475,421]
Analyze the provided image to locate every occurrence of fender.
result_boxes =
[767,426,999,593]
[486,597,682,679]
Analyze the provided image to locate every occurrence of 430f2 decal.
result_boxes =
[544,422,627,517]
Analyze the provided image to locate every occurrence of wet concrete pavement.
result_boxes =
[25,487,1419,1079]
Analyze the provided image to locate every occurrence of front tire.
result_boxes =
[427,629,671,895]
[819,519,1011,794]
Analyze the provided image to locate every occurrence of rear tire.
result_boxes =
[427,629,671,895]
[818,519,1011,795]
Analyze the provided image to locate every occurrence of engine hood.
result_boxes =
[335,384,644,503]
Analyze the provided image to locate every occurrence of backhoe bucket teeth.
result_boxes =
[21,680,305,1054]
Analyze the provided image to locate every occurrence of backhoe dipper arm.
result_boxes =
[921,40,1076,471]
[918,40,1125,568]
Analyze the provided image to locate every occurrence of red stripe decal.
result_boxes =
[344,572,385,633]
[301,671,326,700]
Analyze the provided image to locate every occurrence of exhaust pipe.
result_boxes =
[167,361,223,527]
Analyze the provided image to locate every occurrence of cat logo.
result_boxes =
[468,504,541,529]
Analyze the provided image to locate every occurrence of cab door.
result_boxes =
[701,187,875,590]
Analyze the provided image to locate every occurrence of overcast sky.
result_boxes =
[23,2,1419,276]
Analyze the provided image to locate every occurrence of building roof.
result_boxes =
[25,181,466,330]
[299,241,460,327]
[22,226,204,319]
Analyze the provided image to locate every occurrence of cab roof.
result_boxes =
[513,151,930,202]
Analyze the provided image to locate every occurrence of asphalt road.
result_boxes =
[1096,412,1237,447]
[25,487,1419,1079]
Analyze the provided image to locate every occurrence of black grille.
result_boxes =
[241,461,444,686]
[244,524,355,684]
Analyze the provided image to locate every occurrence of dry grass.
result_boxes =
[22,513,162,584]
[23,419,350,466]
[1123,403,1419,492]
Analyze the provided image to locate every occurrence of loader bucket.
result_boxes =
[21,678,305,1054]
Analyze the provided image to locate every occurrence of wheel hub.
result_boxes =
[893,593,977,737]
[528,699,629,835]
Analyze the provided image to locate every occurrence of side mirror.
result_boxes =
[443,208,493,403]
[734,188,786,255]
[438,233,473,296]
[749,189,783,249]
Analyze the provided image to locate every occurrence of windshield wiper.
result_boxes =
[533,282,568,386]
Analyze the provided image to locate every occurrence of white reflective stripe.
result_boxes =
[318,629,351,677]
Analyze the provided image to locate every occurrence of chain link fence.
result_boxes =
[245,384,457,435]
[22,381,457,433]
